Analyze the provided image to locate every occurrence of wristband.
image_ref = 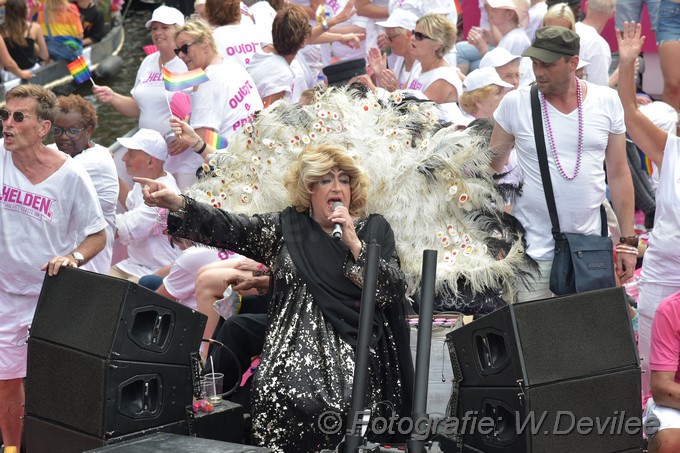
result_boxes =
[619,235,639,247]
[194,139,207,154]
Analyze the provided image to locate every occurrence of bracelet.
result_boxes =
[194,139,207,154]
[619,235,639,247]
[615,243,638,251]
[321,19,330,32]
[616,249,639,255]
[192,137,202,149]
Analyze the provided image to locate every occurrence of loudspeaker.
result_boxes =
[455,368,642,452]
[25,401,246,453]
[446,288,642,452]
[30,267,206,366]
[26,338,193,438]
[447,287,638,388]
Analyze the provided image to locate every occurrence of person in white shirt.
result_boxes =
[93,6,201,190]
[618,22,680,413]
[206,0,264,68]
[0,84,106,451]
[490,26,637,302]
[110,129,182,281]
[53,94,118,274]
[574,0,615,87]
[526,0,547,40]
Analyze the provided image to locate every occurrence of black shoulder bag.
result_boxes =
[530,84,616,295]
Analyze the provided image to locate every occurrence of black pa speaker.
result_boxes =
[26,338,193,438]
[447,287,638,388]
[30,266,206,365]
[455,368,642,452]
[446,288,642,452]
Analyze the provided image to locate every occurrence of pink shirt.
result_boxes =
[649,291,680,397]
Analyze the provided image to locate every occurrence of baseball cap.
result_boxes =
[480,47,521,69]
[145,5,185,28]
[376,9,419,31]
[522,26,580,63]
[463,67,515,92]
[486,0,530,28]
[117,128,168,161]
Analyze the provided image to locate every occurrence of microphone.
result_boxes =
[331,201,344,241]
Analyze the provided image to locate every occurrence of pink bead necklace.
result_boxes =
[540,77,583,180]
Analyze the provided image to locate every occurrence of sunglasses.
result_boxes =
[174,41,197,56]
[52,126,84,138]
[412,30,433,41]
[0,108,30,123]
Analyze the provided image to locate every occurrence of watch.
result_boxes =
[71,252,85,266]
[321,18,330,32]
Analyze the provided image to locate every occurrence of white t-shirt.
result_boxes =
[640,136,680,285]
[0,147,105,296]
[114,173,182,277]
[191,62,264,142]
[247,49,294,100]
[71,143,119,274]
[290,55,314,103]
[130,53,202,177]
[213,23,264,69]
[494,82,625,260]
[326,0,369,62]
[407,66,463,100]
[526,2,547,41]
[393,57,421,90]
[249,1,277,44]
[575,22,611,87]
[498,27,531,57]
[164,247,238,310]
[388,0,458,25]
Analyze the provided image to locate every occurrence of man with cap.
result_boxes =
[109,128,182,282]
[489,26,637,302]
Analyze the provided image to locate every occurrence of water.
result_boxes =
[73,10,154,146]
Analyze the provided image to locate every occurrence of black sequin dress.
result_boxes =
[168,198,413,453]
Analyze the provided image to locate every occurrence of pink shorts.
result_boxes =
[0,291,38,380]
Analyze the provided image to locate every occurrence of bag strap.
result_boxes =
[531,84,609,239]
[531,84,562,239]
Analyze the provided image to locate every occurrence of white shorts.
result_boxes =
[0,291,38,380]
[644,398,680,436]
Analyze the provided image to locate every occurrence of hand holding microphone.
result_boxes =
[331,201,344,240]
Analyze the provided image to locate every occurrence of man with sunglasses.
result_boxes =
[0,84,106,451]
[52,94,118,274]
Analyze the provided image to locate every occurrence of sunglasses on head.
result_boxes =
[412,30,433,41]
[52,126,84,138]
[0,108,30,123]
[174,41,197,56]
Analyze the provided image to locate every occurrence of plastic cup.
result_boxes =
[201,372,224,405]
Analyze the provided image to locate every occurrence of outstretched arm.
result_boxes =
[617,22,667,168]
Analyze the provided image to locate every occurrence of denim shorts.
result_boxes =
[656,0,680,44]
[615,0,660,31]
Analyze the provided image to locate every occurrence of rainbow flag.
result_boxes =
[205,129,228,149]
[67,56,92,84]
[162,66,209,92]
[639,150,654,175]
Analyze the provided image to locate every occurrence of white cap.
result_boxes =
[463,67,514,92]
[576,58,590,70]
[485,0,530,28]
[117,129,168,161]
[376,9,419,31]
[479,47,521,69]
[145,5,185,28]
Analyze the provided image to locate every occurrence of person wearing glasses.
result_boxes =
[0,84,106,452]
[407,13,462,105]
[92,6,203,191]
[167,19,262,159]
[52,94,118,274]
[367,9,420,92]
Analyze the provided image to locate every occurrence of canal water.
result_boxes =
[73,9,155,147]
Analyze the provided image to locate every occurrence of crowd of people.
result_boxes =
[2,0,680,451]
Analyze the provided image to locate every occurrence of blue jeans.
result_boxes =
[455,41,495,72]
[656,0,680,43]
[616,0,661,31]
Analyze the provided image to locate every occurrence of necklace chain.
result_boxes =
[540,77,583,180]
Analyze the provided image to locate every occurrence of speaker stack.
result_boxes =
[25,267,207,452]
[446,287,642,453]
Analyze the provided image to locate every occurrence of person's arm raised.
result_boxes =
[617,21,667,168]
